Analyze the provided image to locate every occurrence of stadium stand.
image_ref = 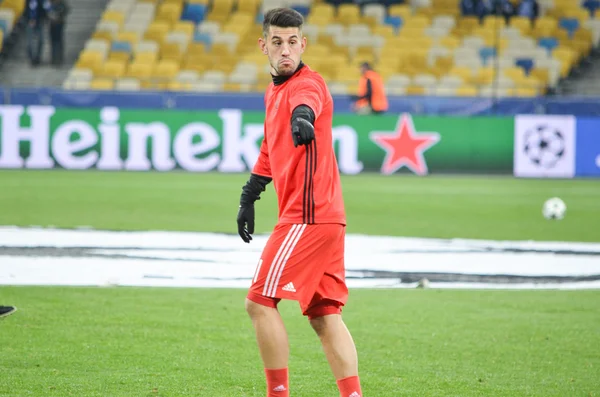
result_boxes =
[0,0,26,57]
[59,0,600,98]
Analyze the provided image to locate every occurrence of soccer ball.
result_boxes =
[523,125,565,169]
[542,197,566,220]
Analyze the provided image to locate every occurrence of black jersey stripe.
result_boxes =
[310,139,317,224]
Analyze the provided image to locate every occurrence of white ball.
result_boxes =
[542,197,566,220]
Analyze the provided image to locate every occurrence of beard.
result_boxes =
[272,59,296,76]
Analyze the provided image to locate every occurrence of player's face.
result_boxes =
[259,26,306,76]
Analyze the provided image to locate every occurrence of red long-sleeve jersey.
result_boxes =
[252,64,346,225]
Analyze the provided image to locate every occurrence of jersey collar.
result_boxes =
[271,61,305,86]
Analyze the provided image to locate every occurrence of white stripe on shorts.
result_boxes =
[262,224,300,296]
[266,224,306,297]
[252,259,263,284]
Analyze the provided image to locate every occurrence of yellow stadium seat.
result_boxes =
[512,87,539,97]
[127,62,154,79]
[553,46,577,76]
[211,42,232,57]
[166,80,191,91]
[405,85,425,95]
[237,0,259,13]
[388,4,412,20]
[152,60,180,80]
[433,56,454,73]
[160,42,183,62]
[510,16,532,35]
[157,3,183,25]
[503,66,526,83]
[457,16,479,34]
[534,16,558,36]
[312,3,335,19]
[482,15,506,30]
[172,21,195,38]
[101,10,125,27]
[211,0,234,16]
[337,4,361,25]
[144,21,170,43]
[307,14,332,26]
[188,42,207,56]
[107,51,131,63]
[563,7,590,23]
[403,16,431,31]
[116,31,140,46]
[98,59,127,79]
[456,85,478,96]
[439,35,461,49]
[181,58,210,74]
[92,30,114,42]
[90,78,115,91]
[135,51,159,64]
[77,50,104,70]
[188,0,209,4]
[473,67,495,85]
[449,66,473,82]
[530,68,550,87]
[373,25,396,39]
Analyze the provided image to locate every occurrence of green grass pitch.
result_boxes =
[1,170,599,396]
[0,170,599,241]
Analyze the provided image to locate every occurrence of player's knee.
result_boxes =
[245,293,279,318]
[308,308,343,336]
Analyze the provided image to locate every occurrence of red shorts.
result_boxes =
[247,223,348,318]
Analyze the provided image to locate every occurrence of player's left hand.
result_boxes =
[291,117,315,147]
[237,204,255,243]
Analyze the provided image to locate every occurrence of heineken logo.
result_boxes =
[0,106,364,174]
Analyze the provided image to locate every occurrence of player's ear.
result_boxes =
[301,35,307,53]
[258,37,268,55]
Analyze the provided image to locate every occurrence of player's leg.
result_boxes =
[303,226,363,397]
[246,223,302,396]
[245,297,290,396]
[309,312,362,396]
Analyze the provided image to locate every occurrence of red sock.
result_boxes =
[265,368,289,397]
[336,375,362,397]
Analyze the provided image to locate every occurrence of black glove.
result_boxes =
[237,174,272,243]
[237,204,255,243]
[292,117,315,147]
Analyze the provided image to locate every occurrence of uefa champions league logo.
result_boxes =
[523,124,566,169]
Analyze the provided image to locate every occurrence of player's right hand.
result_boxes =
[291,117,315,147]
[237,204,255,243]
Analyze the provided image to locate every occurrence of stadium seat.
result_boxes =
[98,59,127,79]
[181,3,206,24]
[115,77,141,91]
[90,78,115,91]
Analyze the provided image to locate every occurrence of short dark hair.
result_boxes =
[262,8,304,37]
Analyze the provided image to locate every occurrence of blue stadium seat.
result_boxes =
[181,4,206,24]
[256,12,264,23]
[559,18,580,38]
[538,37,558,53]
[291,5,310,16]
[515,58,534,75]
[111,41,132,53]
[194,31,212,46]
[384,16,403,32]
[583,0,600,18]
[0,20,7,37]
[479,47,496,66]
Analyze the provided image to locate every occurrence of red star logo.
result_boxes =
[369,114,440,175]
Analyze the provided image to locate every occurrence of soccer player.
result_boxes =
[236,8,363,397]
[0,306,17,318]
